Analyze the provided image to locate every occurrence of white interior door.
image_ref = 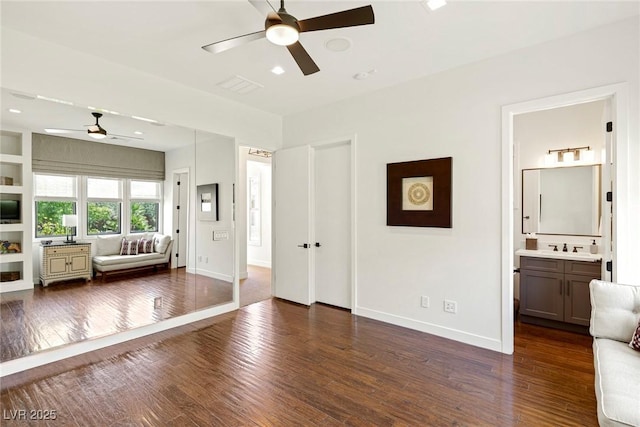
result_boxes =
[273,145,312,305]
[314,143,351,309]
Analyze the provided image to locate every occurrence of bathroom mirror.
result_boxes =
[522,165,601,236]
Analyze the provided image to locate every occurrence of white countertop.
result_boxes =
[515,248,602,262]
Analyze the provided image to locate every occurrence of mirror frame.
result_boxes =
[521,164,602,237]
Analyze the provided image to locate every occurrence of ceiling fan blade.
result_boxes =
[248,0,276,16]
[298,5,374,33]
[202,30,266,54]
[286,41,320,76]
[110,134,144,141]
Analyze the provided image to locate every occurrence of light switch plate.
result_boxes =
[213,230,229,241]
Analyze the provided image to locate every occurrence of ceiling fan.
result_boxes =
[45,112,143,141]
[202,0,375,76]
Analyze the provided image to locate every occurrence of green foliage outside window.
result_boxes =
[36,201,75,237]
[130,202,159,233]
[87,202,121,235]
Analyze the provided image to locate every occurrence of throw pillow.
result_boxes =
[120,238,138,256]
[630,318,640,351]
[138,238,153,254]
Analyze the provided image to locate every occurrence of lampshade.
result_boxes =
[266,24,299,46]
[62,214,78,227]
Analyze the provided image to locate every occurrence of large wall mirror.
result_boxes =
[521,164,601,236]
[0,87,235,363]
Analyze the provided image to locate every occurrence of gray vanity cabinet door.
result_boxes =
[520,270,564,321]
[564,274,593,326]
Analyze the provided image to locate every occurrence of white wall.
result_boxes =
[164,133,236,281]
[282,17,639,351]
[246,159,272,268]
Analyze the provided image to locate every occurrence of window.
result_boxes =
[87,178,122,235]
[33,173,162,239]
[34,174,77,238]
[130,181,161,233]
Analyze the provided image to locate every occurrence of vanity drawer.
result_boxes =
[520,256,564,273]
[565,260,601,278]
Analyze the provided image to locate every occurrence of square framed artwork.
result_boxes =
[387,157,452,227]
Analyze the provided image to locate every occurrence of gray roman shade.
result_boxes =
[32,133,165,180]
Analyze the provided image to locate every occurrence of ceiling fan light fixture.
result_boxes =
[266,24,299,46]
[89,131,107,140]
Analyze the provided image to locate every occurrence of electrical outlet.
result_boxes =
[421,296,430,308]
[444,300,457,314]
[154,297,163,309]
[198,255,202,262]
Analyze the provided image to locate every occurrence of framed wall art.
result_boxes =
[387,157,452,228]
[197,183,219,221]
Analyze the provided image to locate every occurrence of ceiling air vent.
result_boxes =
[217,75,263,95]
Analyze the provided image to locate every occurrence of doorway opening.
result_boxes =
[241,147,272,306]
[502,83,628,354]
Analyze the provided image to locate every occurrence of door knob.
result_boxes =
[315,242,321,247]
[297,243,309,249]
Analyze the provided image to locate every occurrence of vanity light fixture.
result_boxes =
[248,148,272,158]
[545,146,593,165]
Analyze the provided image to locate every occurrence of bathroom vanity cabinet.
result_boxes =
[519,256,601,333]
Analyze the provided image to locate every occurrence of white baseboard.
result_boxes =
[187,267,233,283]
[247,260,271,268]
[239,271,248,280]
[354,306,502,352]
[0,301,238,377]
[0,279,34,293]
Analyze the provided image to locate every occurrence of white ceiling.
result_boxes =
[1,0,638,150]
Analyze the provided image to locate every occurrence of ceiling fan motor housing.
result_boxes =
[265,11,300,46]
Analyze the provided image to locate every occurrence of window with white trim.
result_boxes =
[129,180,161,233]
[34,174,77,238]
[86,177,122,235]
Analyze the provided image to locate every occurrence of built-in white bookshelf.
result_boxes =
[0,128,33,293]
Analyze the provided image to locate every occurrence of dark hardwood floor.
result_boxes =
[0,269,232,362]
[240,265,272,307]
[1,299,597,426]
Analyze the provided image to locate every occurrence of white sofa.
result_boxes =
[589,280,640,426]
[92,233,172,281]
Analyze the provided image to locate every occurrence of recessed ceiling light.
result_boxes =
[271,66,285,75]
[325,37,352,52]
[134,131,143,135]
[8,109,21,114]
[131,115,158,123]
[426,0,446,11]
[36,95,74,106]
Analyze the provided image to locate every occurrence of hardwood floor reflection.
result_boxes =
[0,269,232,362]
[0,299,597,426]
[240,265,272,307]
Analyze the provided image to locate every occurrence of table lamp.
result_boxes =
[62,214,78,243]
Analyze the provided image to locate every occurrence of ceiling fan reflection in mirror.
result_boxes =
[202,0,375,76]
[45,112,143,141]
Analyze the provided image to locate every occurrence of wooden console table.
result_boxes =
[39,242,91,287]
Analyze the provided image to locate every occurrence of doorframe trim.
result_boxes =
[171,167,190,269]
[501,83,628,354]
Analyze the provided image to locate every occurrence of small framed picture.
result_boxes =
[387,157,452,228]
